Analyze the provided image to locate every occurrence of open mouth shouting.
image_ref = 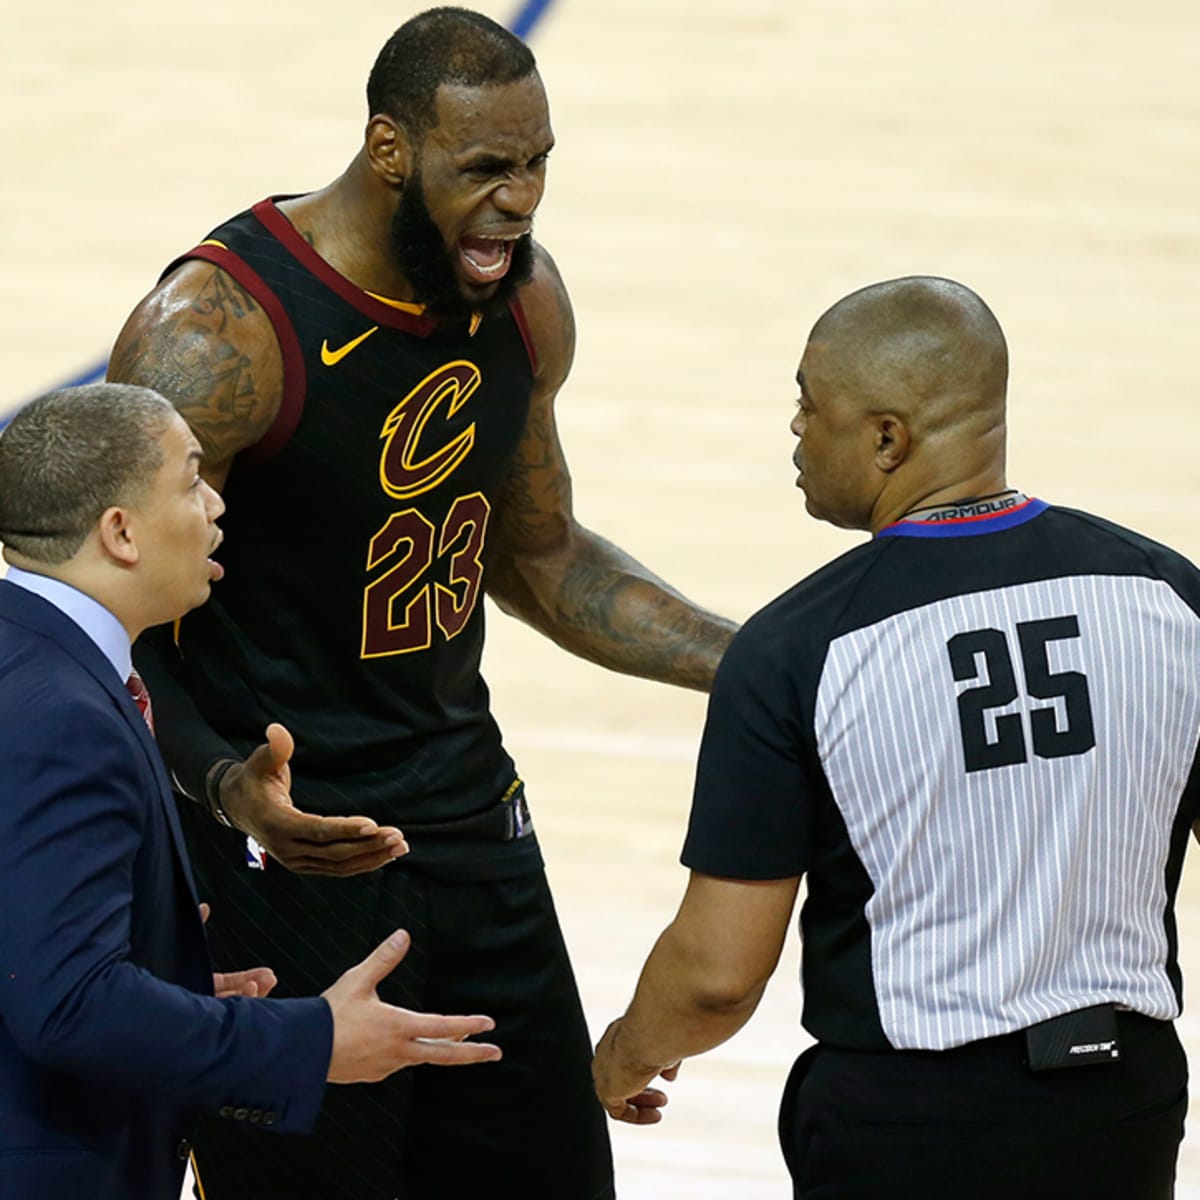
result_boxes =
[459,229,526,285]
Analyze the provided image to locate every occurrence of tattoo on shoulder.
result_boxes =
[109,269,277,463]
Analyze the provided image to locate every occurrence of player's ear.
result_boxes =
[364,114,413,188]
[875,415,910,473]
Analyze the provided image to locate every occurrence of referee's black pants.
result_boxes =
[780,1013,1187,1199]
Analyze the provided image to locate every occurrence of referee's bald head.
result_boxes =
[808,276,1008,436]
[792,277,1010,533]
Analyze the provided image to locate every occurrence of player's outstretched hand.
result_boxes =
[323,930,502,1084]
[592,1019,674,1125]
[218,723,408,876]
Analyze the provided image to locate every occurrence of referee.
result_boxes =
[592,276,1200,1199]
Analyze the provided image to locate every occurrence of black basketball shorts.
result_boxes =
[187,858,614,1200]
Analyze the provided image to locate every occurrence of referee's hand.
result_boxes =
[323,929,502,1084]
[592,1019,675,1125]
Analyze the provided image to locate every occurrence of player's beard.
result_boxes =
[390,172,535,321]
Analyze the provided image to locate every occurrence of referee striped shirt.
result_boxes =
[682,500,1200,1051]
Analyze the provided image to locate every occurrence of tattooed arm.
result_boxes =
[108,261,282,489]
[485,247,737,692]
[108,264,405,875]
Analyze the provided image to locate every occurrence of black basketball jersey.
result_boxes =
[161,199,537,868]
[684,500,1200,1050]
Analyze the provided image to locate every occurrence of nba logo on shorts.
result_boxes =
[245,836,267,870]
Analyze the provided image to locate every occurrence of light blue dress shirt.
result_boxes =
[5,565,131,684]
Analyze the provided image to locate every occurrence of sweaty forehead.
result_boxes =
[798,339,835,388]
[798,339,869,420]
[425,77,552,157]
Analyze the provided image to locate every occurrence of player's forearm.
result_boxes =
[487,528,737,692]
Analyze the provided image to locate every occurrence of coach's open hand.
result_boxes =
[199,902,279,997]
[216,723,408,876]
[324,929,502,1083]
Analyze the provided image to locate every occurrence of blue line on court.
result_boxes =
[1,0,559,435]
[509,0,555,40]
[0,361,107,433]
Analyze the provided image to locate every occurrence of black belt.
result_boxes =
[400,782,533,844]
[1023,1004,1121,1071]
[832,1006,1165,1071]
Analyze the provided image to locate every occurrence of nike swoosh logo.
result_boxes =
[321,326,379,366]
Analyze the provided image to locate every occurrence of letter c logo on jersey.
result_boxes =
[378,361,481,500]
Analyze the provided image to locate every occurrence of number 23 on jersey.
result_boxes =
[360,361,491,659]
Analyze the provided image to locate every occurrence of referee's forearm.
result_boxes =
[615,924,767,1071]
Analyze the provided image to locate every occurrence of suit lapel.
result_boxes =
[0,583,201,901]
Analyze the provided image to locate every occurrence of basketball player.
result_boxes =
[593,276,1199,1200]
[107,8,735,1198]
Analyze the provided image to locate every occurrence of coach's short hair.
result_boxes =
[366,7,537,139]
[0,384,175,565]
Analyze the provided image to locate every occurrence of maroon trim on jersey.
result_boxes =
[176,243,308,469]
[508,296,539,375]
[251,198,442,336]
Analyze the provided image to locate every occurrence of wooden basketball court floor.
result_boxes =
[4,0,1200,1194]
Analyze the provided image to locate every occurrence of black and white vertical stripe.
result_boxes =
[815,574,1200,1050]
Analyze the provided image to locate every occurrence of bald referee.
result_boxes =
[592,276,1200,1199]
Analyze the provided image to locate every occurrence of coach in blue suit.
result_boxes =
[0,385,501,1200]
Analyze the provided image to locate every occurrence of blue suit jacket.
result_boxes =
[0,582,332,1199]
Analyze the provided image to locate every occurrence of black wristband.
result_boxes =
[204,758,240,828]
[133,629,241,810]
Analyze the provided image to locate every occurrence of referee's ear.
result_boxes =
[874,415,910,474]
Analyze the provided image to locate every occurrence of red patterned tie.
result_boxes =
[125,668,155,734]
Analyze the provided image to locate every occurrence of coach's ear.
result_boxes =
[365,114,413,188]
[96,505,140,566]
[874,415,910,474]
